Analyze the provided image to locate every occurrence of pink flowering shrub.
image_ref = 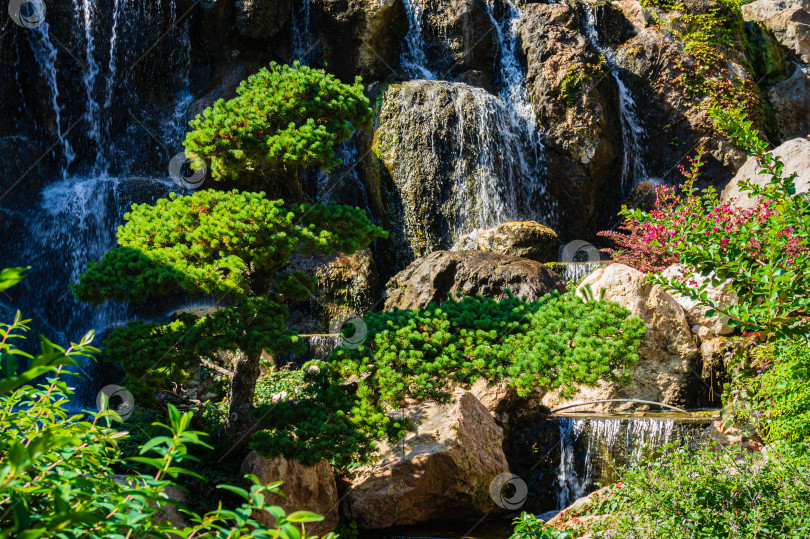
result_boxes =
[600,108,810,340]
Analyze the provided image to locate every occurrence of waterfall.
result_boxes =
[75,0,104,171]
[291,0,314,64]
[29,23,75,174]
[555,415,704,508]
[400,0,435,79]
[2,0,196,407]
[557,418,587,509]
[483,0,548,211]
[559,262,605,283]
[451,85,523,232]
[581,3,654,194]
[392,0,551,251]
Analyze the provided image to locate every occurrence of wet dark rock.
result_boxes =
[312,0,408,82]
[519,3,624,241]
[411,0,499,82]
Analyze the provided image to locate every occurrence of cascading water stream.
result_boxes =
[5,0,196,405]
[581,3,655,194]
[484,0,547,205]
[29,23,75,175]
[291,0,314,65]
[400,0,435,80]
[555,415,703,508]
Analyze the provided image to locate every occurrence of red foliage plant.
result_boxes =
[597,146,796,274]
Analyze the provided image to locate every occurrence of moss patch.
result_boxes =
[641,0,765,131]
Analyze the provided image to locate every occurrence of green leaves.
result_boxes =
[581,443,810,538]
[184,62,373,183]
[0,328,328,538]
[0,267,28,292]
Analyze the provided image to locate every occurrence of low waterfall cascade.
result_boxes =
[506,412,714,513]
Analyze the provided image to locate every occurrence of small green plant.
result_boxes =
[559,58,606,106]
[0,271,329,538]
[510,512,574,539]
[587,443,810,538]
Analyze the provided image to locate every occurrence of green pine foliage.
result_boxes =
[250,292,646,468]
[72,189,386,402]
[331,291,646,404]
[183,62,373,182]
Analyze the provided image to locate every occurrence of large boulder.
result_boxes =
[343,390,509,529]
[543,264,700,410]
[373,81,547,259]
[766,64,810,142]
[660,265,738,336]
[519,3,624,240]
[453,221,561,263]
[383,250,567,310]
[406,0,498,83]
[750,5,810,63]
[312,0,408,82]
[743,0,810,21]
[241,453,339,535]
[720,137,810,208]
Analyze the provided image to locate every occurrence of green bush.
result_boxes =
[183,62,372,182]
[331,291,646,404]
[251,292,646,468]
[588,444,810,538]
[757,338,810,446]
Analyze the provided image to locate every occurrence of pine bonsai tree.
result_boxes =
[183,62,373,198]
[74,189,385,442]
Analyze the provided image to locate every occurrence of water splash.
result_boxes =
[581,2,656,193]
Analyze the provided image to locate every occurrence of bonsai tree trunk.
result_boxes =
[225,349,262,448]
